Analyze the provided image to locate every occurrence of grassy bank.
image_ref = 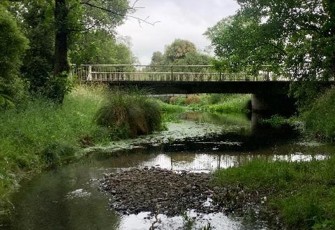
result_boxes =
[303,87,335,142]
[204,94,250,113]
[0,85,163,224]
[213,157,335,229]
[164,94,250,114]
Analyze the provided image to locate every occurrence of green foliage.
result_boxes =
[157,100,185,122]
[70,30,135,64]
[7,0,132,102]
[79,0,130,32]
[149,39,212,70]
[0,85,109,204]
[158,100,185,113]
[206,14,283,74]
[207,0,335,80]
[277,190,330,229]
[20,0,55,94]
[290,81,329,111]
[207,94,223,104]
[0,5,28,108]
[94,90,163,139]
[303,87,335,141]
[0,5,28,80]
[214,157,335,229]
[261,115,290,128]
[45,72,73,104]
[205,95,250,113]
[165,39,197,62]
[41,142,77,168]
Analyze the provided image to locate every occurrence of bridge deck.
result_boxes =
[106,80,291,94]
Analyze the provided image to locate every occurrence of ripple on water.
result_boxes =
[66,188,91,200]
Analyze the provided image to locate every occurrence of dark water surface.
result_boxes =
[9,113,334,230]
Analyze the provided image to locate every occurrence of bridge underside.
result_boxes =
[108,81,291,95]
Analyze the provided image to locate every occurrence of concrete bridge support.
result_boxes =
[251,94,296,116]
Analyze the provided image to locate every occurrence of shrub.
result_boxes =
[185,95,201,105]
[94,90,162,139]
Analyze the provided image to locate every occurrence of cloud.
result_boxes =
[116,0,239,64]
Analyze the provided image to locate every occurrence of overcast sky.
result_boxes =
[116,0,240,64]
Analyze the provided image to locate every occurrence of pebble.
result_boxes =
[99,167,261,216]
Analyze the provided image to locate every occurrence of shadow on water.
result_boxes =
[162,112,299,153]
[7,111,332,230]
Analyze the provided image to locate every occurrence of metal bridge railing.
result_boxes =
[71,64,289,83]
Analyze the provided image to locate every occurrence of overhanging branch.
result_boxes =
[80,1,160,26]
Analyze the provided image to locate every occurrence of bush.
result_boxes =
[94,90,162,139]
[0,6,29,108]
[303,87,335,141]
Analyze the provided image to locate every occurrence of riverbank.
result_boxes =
[0,86,110,224]
[214,152,335,229]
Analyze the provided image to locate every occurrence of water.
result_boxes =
[8,112,334,230]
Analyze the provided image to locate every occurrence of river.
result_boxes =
[8,112,334,230]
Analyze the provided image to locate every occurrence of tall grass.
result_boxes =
[164,94,250,114]
[214,157,335,229]
[94,90,162,138]
[205,94,250,113]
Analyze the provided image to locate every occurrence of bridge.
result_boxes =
[72,64,291,95]
[70,64,330,115]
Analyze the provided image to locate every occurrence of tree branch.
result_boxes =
[80,1,159,26]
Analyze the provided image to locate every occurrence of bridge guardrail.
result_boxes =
[71,64,289,82]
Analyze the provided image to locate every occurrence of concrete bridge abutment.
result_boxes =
[251,94,296,116]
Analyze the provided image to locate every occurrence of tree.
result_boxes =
[69,30,134,64]
[206,14,285,75]
[164,39,197,62]
[149,39,212,72]
[20,0,55,94]
[150,51,164,66]
[206,0,335,80]
[52,0,132,102]
[53,0,133,73]
[0,5,28,108]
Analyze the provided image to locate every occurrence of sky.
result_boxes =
[116,0,240,65]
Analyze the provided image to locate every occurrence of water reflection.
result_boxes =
[139,152,328,173]
[11,164,121,230]
[118,211,245,230]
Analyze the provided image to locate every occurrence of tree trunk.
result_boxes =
[54,0,70,75]
[51,0,70,103]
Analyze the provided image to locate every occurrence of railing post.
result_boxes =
[87,65,92,81]
[170,66,174,81]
